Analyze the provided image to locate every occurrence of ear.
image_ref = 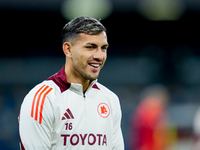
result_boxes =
[62,42,72,58]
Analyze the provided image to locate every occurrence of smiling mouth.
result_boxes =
[89,64,100,68]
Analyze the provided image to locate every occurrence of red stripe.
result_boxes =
[39,88,53,124]
[64,112,70,119]
[31,85,45,118]
[67,108,74,119]
[35,85,49,121]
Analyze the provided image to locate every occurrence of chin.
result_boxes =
[88,76,98,81]
[84,74,99,81]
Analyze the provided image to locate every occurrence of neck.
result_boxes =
[64,64,91,92]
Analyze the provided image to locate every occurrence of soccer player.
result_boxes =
[130,85,170,150]
[18,16,124,150]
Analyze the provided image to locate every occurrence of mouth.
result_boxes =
[89,63,101,68]
[88,62,102,71]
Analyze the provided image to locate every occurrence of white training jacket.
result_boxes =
[19,66,124,150]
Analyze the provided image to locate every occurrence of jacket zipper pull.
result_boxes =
[83,90,86,98]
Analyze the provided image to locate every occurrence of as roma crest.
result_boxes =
[97,103,110,118]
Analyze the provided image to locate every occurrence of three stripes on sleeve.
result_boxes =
[31,85,53,124]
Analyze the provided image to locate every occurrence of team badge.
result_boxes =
[97,103,110,118]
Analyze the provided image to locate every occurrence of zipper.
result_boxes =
[83,93,87,117]
[83,88,87,98]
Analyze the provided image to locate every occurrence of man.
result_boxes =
[130,84,170,150]
[193,107,200,150]
[19,16,124,150]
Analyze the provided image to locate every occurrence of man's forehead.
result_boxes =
[74,32,108,45]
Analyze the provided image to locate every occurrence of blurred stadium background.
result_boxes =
[1,0,200,149]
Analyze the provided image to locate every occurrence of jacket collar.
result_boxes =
[46,65,100,93]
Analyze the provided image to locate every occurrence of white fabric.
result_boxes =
[19,76,124,150]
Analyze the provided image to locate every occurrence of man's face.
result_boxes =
[70,31,108,81]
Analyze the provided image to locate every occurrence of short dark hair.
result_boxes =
[61,16,106,45]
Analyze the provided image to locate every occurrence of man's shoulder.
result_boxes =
[34,80,58,90]
[96,82,119,99]
[25,80,61,100]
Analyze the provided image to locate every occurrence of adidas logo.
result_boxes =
[62,108,74,120]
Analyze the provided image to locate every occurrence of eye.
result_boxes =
[86,46,93,49]
[102,46,108,51]
[86,45,96,50]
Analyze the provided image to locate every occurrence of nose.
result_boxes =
[93,49,104,61]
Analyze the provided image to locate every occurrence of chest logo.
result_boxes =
[62,108,74,120]
[97,103,110,118]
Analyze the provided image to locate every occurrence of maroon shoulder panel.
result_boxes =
[46,65,100,92]
[46,66,71,93]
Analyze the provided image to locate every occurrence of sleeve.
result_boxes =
[193,107,200,150]
[112,96,124,150]
[194,107,200,135]
[19,84,54,150]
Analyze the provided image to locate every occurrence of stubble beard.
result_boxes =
[73,63,99,81]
